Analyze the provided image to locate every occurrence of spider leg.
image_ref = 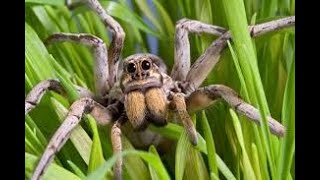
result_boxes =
[25,79,64,114]
[170,93,198,145]
[45,33,110,97]
[86,0,125,86]
[31,97,115,180]
[186,85,285,137]
[174,16,295,94]
[171,18,227,81]
[111,116,126,180]
[25,79,94,114]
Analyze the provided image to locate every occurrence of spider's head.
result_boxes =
[120,54,167,93]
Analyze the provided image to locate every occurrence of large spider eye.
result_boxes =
[141,60,151,70]
[127,63,136,73]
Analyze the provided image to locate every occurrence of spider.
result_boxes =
[25,0,295,179]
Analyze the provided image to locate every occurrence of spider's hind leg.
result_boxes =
[170,92,198,145]
[186,84,285,137]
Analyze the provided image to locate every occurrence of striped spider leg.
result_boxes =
[170,17,295,143]
[26,0,125,179]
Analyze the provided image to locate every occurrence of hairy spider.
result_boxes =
[25,0,295,179]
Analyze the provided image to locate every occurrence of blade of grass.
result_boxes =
[87,150,170,180]
[150,122,236,179]
[216,155,236,180]
[67,160,86,179]
[222,0,277,178]
[175,129,191,180]
[122,136,150,180]
[153,0,174,35]
[148,146,163,180]
[25,0,64,6]
[26,152,81,180]
[277,55,295,179]
[200,111,218,176]
[149,123,207,154]
[229,109,256,180]
[251,143,262,180]
[25,22,54,81]
[87,115,105,173]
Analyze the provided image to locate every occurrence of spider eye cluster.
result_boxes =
[127,63,136,73]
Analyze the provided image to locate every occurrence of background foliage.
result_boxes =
[25,0,295,179]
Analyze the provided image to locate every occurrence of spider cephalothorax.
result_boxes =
[120,54,170,130]
[25,0,294,179]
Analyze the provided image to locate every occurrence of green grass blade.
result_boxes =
[227,41,250,100]
[87,150,170,180]
[149,123,207,154]
[25,0,64,6]
[148,146,161,180]
[229,109,256,180]
[216,155,236,180]
[175,130,191,180]
[25,120,46,155]
[277,55,295,179]
[251,143,262,180]
[26,153,81,180]
[175,115,209,180]
[153,0,174,35]
[122,136,150,180]
[200,111,218,176]
[25,115,48,154]
[25,22,54,81]
[222,0,278,178]
[87,116,105,173]
[67,160,86,179]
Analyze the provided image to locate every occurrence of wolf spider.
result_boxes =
[25,0,295,179]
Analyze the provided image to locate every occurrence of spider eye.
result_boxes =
[141,60,151,70]
[127,63,136,73]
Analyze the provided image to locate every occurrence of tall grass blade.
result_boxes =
[277,55,295,179]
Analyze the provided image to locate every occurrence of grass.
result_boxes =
[25,0,295,179]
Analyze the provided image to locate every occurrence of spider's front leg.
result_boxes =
[186,85,285,136]
[86,0,125,86]
[45,33,110,97]
[25,79,93,114]
[171,19,227,82]
[170,17,294,140]
[30,97,119,180]
[25,79,64,114]
[171,16,295,93]
[170,93,198,145]
[111,116,126,180]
